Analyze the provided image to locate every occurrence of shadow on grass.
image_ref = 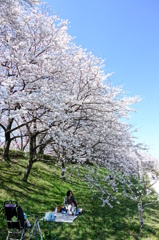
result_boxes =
[1,158,159,240]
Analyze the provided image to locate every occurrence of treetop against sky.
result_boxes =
[44,0,159,160]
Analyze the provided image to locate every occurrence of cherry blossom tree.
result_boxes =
[0,2,71,162]
[0,0,154,200]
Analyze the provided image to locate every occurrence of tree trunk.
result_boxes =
[22,157,33,182]
[61,160,65,180]
[85,158,89,164]
[23,138,29,151]
[3,138,11,160]
[33,120,37,154]
[138,178,144,231]
[138,202,143,230]
[37,133,47,154]
[3,118,14,161]
[38,147,44,155]
[20,134,23,151]
[22,136,35,182]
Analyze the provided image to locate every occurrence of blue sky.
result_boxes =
[44,0,159,159]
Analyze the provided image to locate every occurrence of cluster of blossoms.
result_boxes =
[0,0,157,207]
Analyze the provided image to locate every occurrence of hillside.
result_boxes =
[0,154,159,240]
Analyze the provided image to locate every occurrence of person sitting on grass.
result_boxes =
[71,200,77,215]
[67,200,77,215]
[63,190,82,215]
[63,190,76,210]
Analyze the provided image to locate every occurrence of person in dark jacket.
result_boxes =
[63,190,82,215]
[63,190,76,208]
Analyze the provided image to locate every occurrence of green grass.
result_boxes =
[0,155,159,240]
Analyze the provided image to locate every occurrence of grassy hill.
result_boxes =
[0,153,159,240]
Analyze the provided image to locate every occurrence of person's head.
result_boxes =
[67,190,73,198]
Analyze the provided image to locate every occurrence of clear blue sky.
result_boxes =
[44,0,159,159]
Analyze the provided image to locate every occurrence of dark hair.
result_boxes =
[67,190,72,197]
[72,200,77,207]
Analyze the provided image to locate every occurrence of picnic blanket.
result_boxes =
[41,212,77,223]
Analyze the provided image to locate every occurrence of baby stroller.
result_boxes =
[3,200,28,240]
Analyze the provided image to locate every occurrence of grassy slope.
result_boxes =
[0,155,159,240]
